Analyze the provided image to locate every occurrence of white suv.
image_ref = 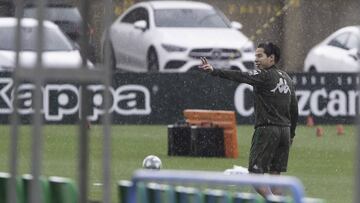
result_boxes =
[104,1,255,73]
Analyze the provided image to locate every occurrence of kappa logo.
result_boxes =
[0,77,152,121]
[271,78,290,94]
[249,69,260,76]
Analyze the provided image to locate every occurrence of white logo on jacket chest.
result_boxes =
[271,78,290,94]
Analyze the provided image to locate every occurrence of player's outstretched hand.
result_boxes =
[198,57,214,72]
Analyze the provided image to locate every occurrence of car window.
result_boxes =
[328,33,349,50]
[121,7,149,26]
[346,34,360,50]
[0,26,75,51]
[154,8,229,28]
[24,7,82,23]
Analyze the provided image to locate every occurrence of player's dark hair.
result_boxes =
[257,42,281,64]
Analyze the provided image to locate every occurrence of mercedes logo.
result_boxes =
[211,49,222,59]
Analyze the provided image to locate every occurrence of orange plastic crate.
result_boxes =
[183,109,238,158]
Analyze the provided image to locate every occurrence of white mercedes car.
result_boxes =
[104,1,255,73]
[0,17,93,70]
[304,26,360,73]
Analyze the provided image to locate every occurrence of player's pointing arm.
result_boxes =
[198,57,266,86]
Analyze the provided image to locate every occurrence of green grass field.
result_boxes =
[0,124,356,203]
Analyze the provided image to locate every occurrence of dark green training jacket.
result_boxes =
[211,66,298,138]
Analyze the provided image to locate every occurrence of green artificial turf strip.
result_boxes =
[0,125,356,203]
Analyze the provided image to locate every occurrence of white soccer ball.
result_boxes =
[142,155,162,170]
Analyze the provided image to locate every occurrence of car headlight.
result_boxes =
[0,65,14,71]
[232,50,242,59]
[161,44,187,52]
[241,42,255,53]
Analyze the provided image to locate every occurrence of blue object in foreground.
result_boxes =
[129,169,305,203]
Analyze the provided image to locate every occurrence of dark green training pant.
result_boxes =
[248,126,291,174]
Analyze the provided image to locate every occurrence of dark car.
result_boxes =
[0,0,14,16]
[23,3,96,62]
[24,4,82,40]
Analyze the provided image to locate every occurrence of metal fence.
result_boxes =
[7,0,113,203]
[3,0,360,203]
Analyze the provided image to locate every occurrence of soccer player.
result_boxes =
[198,42,299,198]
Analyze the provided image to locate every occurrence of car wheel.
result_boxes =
[104,44,116,72]
[309,66,317,73]
[110,46,117,72]
[102,39,116,71]
[147,48,159,72]
[230,66,241,71]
